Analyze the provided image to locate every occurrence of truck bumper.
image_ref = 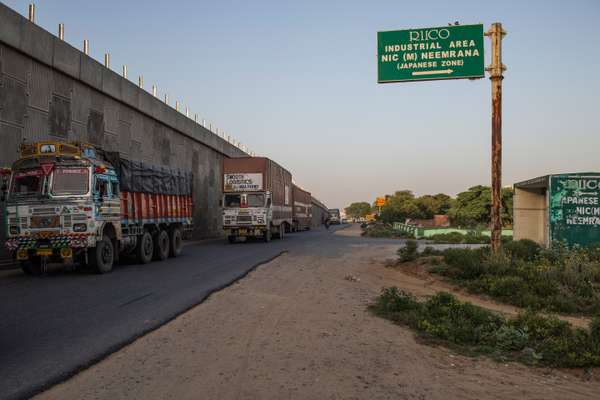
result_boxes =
[6,234,90,262]
[224,227,268,237]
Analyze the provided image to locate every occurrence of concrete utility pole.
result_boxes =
[485,23,506,252]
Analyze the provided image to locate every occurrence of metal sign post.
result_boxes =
[377,23,506,251]
[485,23,506,252]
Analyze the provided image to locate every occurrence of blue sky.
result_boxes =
[4,0,599,209]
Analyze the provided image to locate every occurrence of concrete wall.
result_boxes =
[513,187,548,246]
[0,3,246,240]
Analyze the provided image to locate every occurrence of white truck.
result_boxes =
[222,157,292,242]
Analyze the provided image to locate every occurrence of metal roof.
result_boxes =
[514,172,600,189]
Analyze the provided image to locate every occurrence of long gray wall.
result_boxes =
[0,3,246,240]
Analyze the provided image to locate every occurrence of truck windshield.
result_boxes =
[247,194,265,207]
[10,169,44,196]
[52,167,89,196]
[224,194,265,208]
[224,194,241,207]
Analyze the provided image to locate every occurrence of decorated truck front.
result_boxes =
[4,141,193,274]
[4,142,99,273]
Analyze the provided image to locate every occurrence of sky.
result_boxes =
[4,0,599,209]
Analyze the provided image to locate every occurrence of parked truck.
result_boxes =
[328,208,341,225]
[292,184,312,231]
[223,157,292,242]
[3,141,193,274]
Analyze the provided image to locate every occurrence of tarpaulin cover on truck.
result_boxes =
[104,152,193,196]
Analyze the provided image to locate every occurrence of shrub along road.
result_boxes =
[33,225,600,400]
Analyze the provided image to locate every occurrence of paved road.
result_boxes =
[1,225,399,400]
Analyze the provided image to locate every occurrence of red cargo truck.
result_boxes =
[4,141,193,274]
[222,157,292,242]
[292,184,312,231]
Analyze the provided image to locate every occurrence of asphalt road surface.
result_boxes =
[0,225,395,400]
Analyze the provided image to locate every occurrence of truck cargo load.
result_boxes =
[222,157,292,242]
[292,184,312,231]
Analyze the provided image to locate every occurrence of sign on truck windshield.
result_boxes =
[52,168,89,196]
[224,173,263,192]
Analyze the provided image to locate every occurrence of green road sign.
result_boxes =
[549,174,600,247]
[377,24,485,83]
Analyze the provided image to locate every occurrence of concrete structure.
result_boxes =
[0,3,246,248]
[513,176,549,246]
[514,173,600,247]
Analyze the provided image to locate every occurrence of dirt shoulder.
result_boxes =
[37,239,600,400]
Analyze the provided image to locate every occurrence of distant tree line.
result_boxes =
[345,185,513,228]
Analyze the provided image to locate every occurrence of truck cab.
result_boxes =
[4,141,119,274]
[223,191,274,242]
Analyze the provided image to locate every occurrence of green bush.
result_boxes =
[504,239,541,262]
[421,246,443,257]
[442,248,488,280]
[427,242,600,316]
[370,289,600,368]
[429,232,465,244]
[428,231,491,244]
[362,224,414,239]
[397,240,419,262]
[493,325,529,351]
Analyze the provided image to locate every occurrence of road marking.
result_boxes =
[412,69,454,76]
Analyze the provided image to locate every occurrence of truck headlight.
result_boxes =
[73,223,87,232]
[9,225,19,235]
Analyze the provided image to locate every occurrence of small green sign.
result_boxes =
[377,24,485,83]
[549,174,600,247]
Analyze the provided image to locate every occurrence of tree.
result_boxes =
[378,190,456,223]
[414,193,453,219]
[448,185,513,228]
[344,202,372,219]
[379,190,422,223]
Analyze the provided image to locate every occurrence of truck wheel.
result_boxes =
[169,228,183,257]
[154,230,170,261]
[228,235,237,244]
[136,232,154,264]
[264,229,272,243]
[90,236,114,274]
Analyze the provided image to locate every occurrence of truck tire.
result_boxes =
[264,229,272,243]
[228,235,237,244]
[169,228,183,257]
[154,230,170,261]
[90,236,114,274]
[136,232,154,264]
